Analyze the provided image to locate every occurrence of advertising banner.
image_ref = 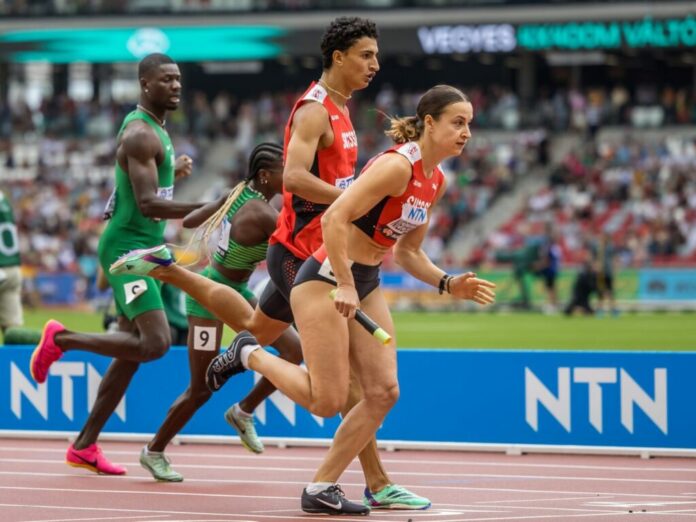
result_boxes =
[1,347,693,451]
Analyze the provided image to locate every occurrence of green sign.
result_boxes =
[0,26,286,63]
[518,16,696,50]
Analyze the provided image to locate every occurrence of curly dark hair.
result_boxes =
[320,17,378,69]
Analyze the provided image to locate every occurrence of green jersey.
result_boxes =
[213,185,269,271]
[100,110,175,252]
[0,191,20,267]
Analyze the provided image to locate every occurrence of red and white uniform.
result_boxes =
[271,82,358,259]
[352,142,445,247]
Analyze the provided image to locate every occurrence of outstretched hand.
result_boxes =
[175,154,193,179]
[449,272,496,305]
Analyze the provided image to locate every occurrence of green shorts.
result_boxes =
[99,244,163,321]
[186,265,255,320]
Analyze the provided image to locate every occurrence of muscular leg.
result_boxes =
[55,309,171,362]
[148,316,223,452]
[145,264,288,346]
[73,313,172,449]
[344,370,391,493]
[239,325,303,413]
[248,280,351,417]
[313,288,398,483]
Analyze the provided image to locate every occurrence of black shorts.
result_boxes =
[258,242,304,324]
[293,254,381,301]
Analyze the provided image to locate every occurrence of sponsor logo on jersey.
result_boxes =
[341,131,357,150]
[157,186,174,201]
[334,174,355,190]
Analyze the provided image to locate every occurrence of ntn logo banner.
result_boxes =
[526,367,667,435]
[10,361,125,422]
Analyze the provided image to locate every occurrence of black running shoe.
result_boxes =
[301,484,370,516]
[205,330,258,392]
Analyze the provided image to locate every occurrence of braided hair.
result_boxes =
[194,143,283,257]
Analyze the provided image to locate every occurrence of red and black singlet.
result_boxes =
[270,82,358,259]
[352,142,445,247]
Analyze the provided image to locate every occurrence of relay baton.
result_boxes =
[329,289,392,345]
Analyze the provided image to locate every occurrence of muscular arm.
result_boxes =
[122,123,202,219]
[182,193,228,228]
[283,102,343,205]
[230,200,278,247]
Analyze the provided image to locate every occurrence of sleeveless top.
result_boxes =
[352,142,445,247]
[213,185,269,271]
[0,190,20,267]
[270,82,358,260]
[101,110,174,249]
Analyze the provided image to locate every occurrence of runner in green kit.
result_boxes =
[0,189,23,339]
[139,143,303,482]
[29,53,203,475]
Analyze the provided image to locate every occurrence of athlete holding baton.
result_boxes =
[206,85,496,515]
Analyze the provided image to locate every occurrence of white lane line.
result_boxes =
[0,477,690,501]
[0,446,693,473]
[0,504,426,522]
[23,515,169,522]
[0,458,693,484]
[587,501,696,508]
[480,495,616,504]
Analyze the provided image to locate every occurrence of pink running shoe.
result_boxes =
[66,443,127,475]
[29,319,65,383]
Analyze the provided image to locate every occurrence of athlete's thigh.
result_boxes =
[187,316,223,378]
[291,280,350,397]
[348,288,397,394]
[248,305,291,346]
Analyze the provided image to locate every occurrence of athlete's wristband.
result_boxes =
[438,274,453,295]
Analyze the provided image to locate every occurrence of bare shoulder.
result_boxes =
[365,151,412,178]
[292,101,330,136]
[120,120,160,160]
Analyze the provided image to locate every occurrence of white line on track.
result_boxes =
[1,458,693,485]
[0,446,693,473]
[22,515,170,522]
[0,475,690,500]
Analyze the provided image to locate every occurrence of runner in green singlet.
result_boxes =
[29,53,203,475]
[0,188,23,339]
[139,143,303,482]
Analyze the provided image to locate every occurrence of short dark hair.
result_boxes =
[320,17,378,69]
[138,53,175,79]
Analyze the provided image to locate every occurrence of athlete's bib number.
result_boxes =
[216,217,231,254]
[0,223,19,257]
[193,326,217,351]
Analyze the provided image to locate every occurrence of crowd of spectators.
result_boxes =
[474,132,696,270]
[3,82,696,302]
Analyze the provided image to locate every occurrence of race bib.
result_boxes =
[124,279,148,305]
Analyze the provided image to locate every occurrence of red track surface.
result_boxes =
[0,439,695,521]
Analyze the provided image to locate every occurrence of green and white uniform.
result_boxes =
[98,111,175,320]
[186,185,268,320]
[0,190,23,328]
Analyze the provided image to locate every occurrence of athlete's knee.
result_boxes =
[364,381,400,411]
[309,390,349,418]
[139,331,171,361]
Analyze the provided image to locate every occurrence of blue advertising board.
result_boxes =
[1,347,694,450]
[639,269,696,301]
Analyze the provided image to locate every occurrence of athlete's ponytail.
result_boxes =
[385,85,469,144]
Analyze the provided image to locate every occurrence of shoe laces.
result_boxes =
[327,484,346,499]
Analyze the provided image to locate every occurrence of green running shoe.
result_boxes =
[109,244,173,277]
[139,446,183,482]
[363,484,431,510]
[225,404,264,454]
